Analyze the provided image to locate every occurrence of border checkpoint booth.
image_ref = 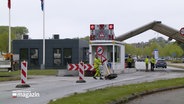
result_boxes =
[89,24,125,75]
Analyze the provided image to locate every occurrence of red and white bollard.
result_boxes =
[21,61,27,84]
[16,61,30,88]
[76,62,86,83]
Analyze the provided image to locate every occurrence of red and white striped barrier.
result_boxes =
[84,64,94,71]
[68,64,79,71]
[21,61,27,84]
[76,62,86,83]
[16,61,30,88]
[68,63,94,71]
[68,63,94,83]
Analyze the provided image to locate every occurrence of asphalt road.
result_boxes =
[0,62,184,104]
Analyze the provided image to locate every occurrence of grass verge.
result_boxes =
[0,69,57,82]
[49,77,184,104]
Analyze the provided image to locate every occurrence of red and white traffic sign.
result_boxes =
[89,24,114,40]
[68,63,94,71]
[96,46,104,55]
[21,61,27,84]
[99,32,105,38]
[100,55,107,64]
[77,62,85,83]
[84,64,94,71]
[68,64,79,71]
[180,27,184,36]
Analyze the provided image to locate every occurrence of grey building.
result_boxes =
[12,37,89,69]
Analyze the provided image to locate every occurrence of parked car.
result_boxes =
[137,58,145,62]
[155,59,167,68]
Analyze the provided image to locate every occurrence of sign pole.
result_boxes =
[40,0,45,69]
[8,0,11,53]
[42,5,45,69]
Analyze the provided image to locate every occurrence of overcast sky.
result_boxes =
[0,0,184,43]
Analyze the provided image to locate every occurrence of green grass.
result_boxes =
[0,69,57,82]
[0,77,20,82]
[27,69,58,75]
[49,77,184,104]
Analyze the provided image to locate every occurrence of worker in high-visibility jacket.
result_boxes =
[150,56,156,71]
[145,56,149,72]
[127,55,133,68]
[93,55,103,80]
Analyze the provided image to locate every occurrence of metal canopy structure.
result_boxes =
[115,21,184,43]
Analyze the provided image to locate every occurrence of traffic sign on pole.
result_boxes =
[96,46,104,55]
[180,27,184,36]
[100,55,107,64]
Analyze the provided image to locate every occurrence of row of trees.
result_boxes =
[125,37,184,58]
[0,26,28,52]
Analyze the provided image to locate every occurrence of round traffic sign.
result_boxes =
[96,46,104,55]
[180,27,184,36]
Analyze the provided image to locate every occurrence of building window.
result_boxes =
[53,48,62,66]
[109,46,120,62]
[63,48,72,65]
[83,48,89,63]
[30,48,39,67]
[115,46,120,62]
[20,48,28,61]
